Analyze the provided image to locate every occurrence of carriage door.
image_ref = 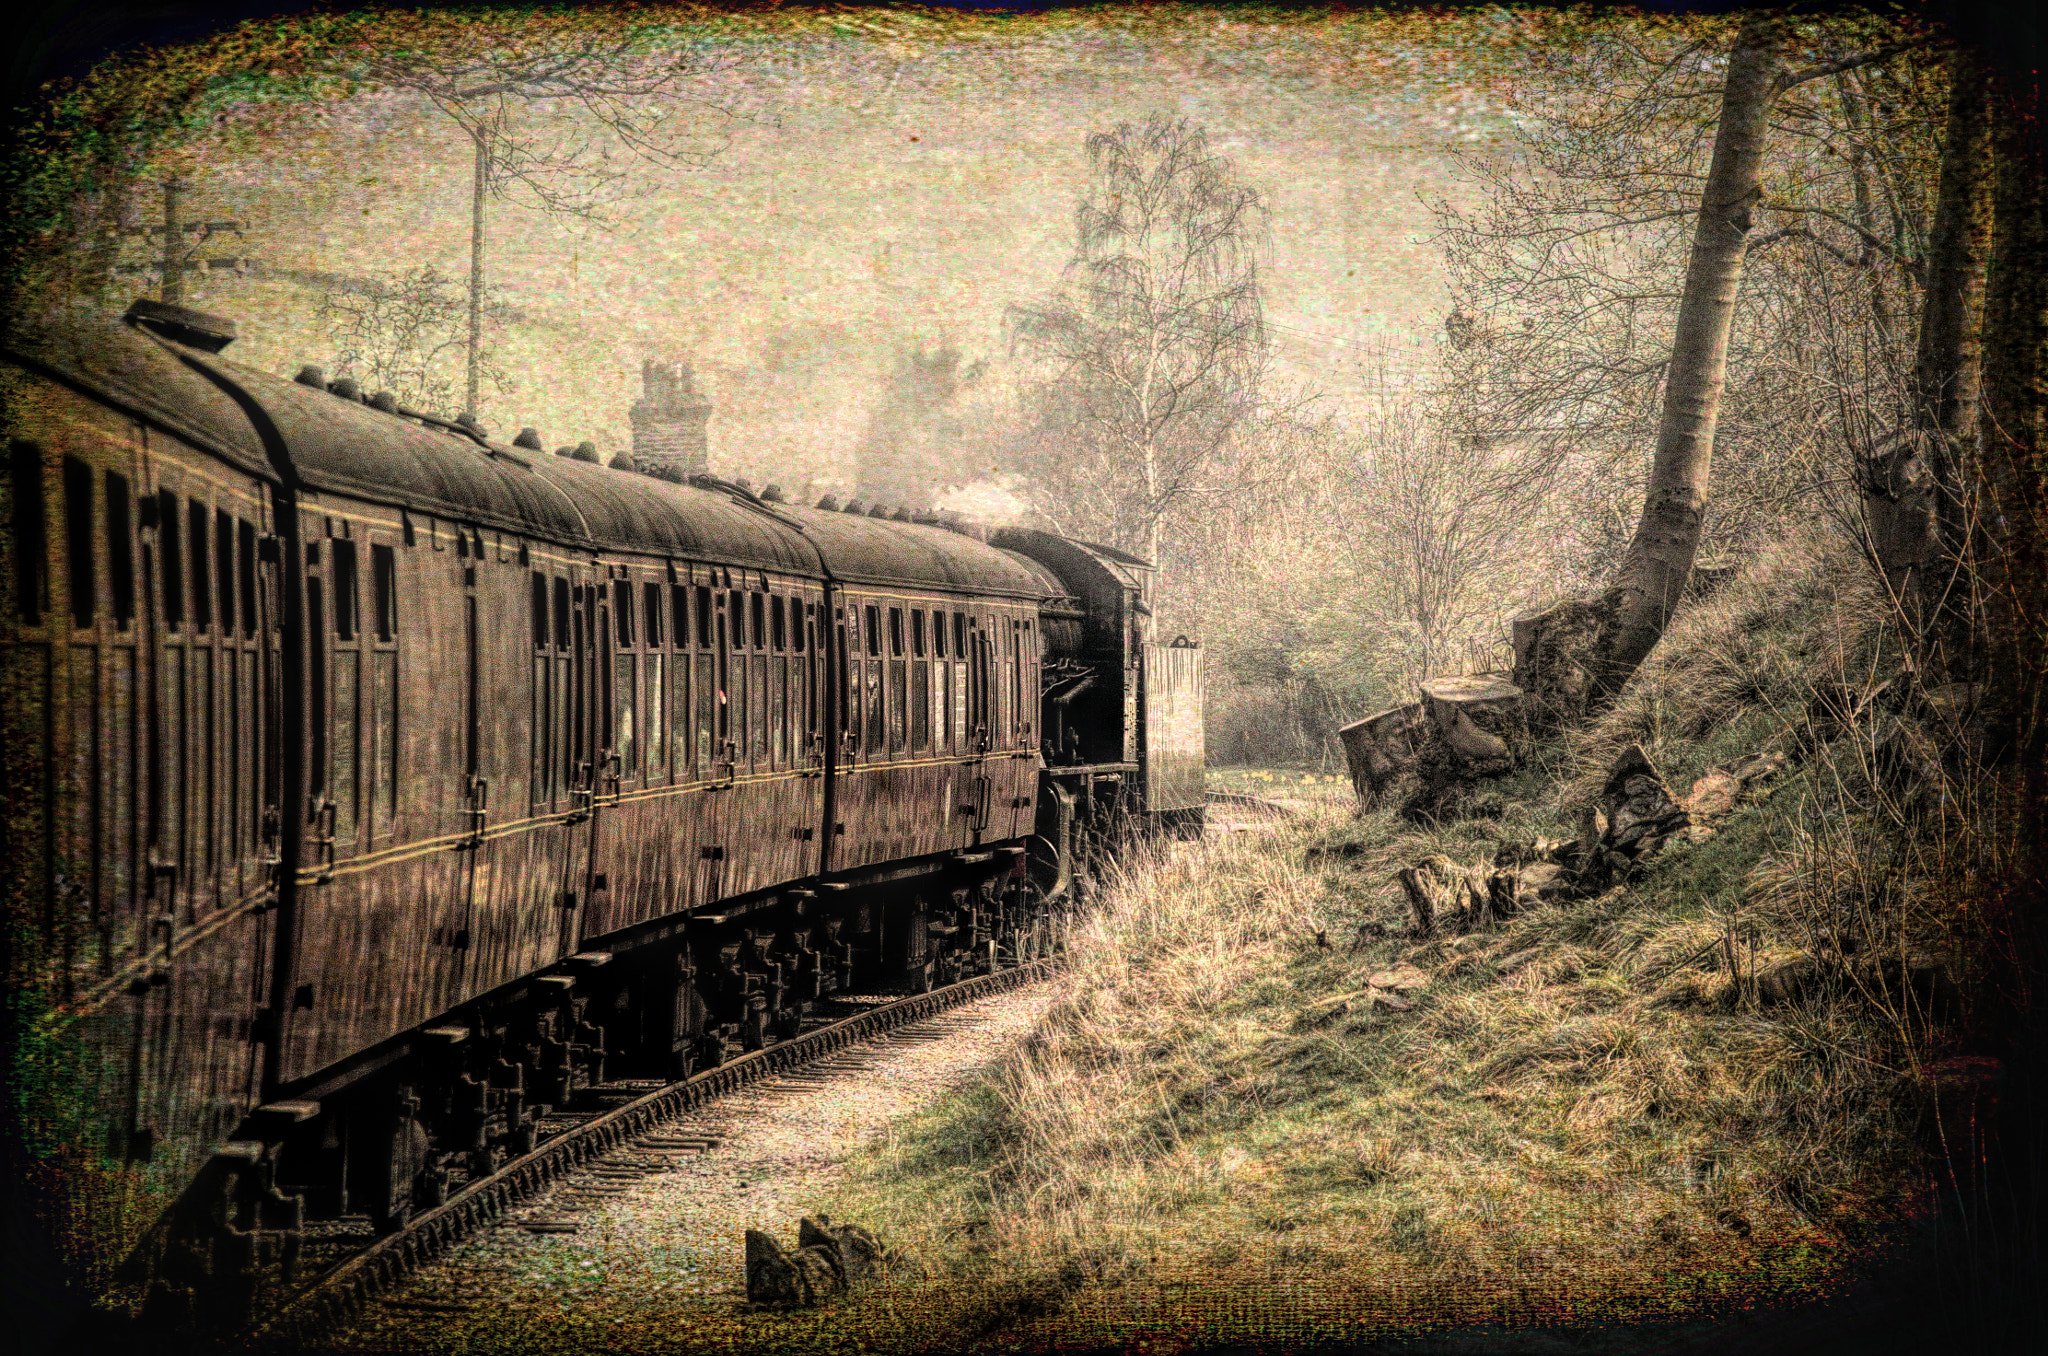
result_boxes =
[967,613,994,844]
[570,578,613,942]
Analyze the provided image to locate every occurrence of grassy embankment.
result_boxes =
[739,527,2026,1354]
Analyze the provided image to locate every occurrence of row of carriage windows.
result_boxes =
[525,570,1035,804]
[5,443,403,643]
[9,440,1039,854]
[8,444,272,637]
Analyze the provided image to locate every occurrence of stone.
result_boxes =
[1514,862,1566,909]
[748,1218,888,1307]
[801,1215,885,1286]
[745,1229,803,1307]
[1367,964,1431,994]
[1755,955,1826,1006]
[1722,749,1789,788]
[1599,745,1690,861]
[1682,769,1741,819]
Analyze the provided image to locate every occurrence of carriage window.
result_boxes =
[107,472,134,628]
[695,586,712,648]
[644,581,663,648]
[953,611,966,658]
[9,443,45,625]
[214,508,234,633]
[771,595,787,651]
[889,607,904,657]
[553,576,570,651]
[932,609,946,658]
[750,592,765,651]
[911,609,925,657]
[238,519,257,634]
[531,571,549,647]
[793,601,807,653]
[158,490,183,626]
[671,582,689,648]
[614,579,634,647]
[331,537,356,640]
[62,457,94,628]
[729,590,745,649]
[306,581,326,793]
[864,604,881,656]
[188,498,212,630]
[373,544,396,640]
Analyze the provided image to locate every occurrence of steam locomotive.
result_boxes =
[0,298,1203,1323]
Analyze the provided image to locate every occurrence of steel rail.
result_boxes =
[253,960,1050,1349]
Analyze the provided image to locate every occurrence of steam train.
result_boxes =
[0,298,1203,1324]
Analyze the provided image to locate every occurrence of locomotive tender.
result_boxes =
[0,298,1203,1320]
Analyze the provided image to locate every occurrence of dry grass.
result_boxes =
[764,526,2026,1354]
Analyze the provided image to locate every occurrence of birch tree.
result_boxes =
[1008,117,1268,564]
[1461,13,1935,706]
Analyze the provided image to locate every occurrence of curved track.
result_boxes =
[253,961,1050,1350]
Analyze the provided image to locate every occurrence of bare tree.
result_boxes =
[1008,116,1269,564]
[1443,12,1936,706]
[319,265,514,416]
[1859,42,1992,678]
[1973,11,2048,773]
[341,13,755,415]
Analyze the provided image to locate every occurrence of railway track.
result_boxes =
[249,961,1050,1351]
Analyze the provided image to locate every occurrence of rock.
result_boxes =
[1367,964,1431,993]
[1494,947,1544,974]
[1755,955,1826,1005]
[1599,744,1690,861]
[1370,990,1414,1013]
[745,1229,805,1307]
[1493,838,1573,868]
[1721,749,1789,788]
[1682,769,1741,819]
[808,1215,885,1285]
[1513,862,1566,909]
[748,1217,888,1307]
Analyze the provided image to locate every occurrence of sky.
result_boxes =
[121,7,1529,500]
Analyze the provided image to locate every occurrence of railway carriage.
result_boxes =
[0,297,1204,1330]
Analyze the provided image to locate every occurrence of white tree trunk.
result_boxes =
[1594,15,1786,695]
[466,129,487,418]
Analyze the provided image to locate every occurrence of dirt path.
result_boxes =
[318,982,1055,1354]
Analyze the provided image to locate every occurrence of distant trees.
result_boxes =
[319,265,514,416]
[1009,117,1270,564]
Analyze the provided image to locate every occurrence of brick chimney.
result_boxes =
[630,359,711,478]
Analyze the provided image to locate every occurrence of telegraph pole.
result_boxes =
[118,178,249,300]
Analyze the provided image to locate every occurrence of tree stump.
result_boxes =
[1418,676,1527,778]
[1510,596,1613,725]
[1338,703,1426,808]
